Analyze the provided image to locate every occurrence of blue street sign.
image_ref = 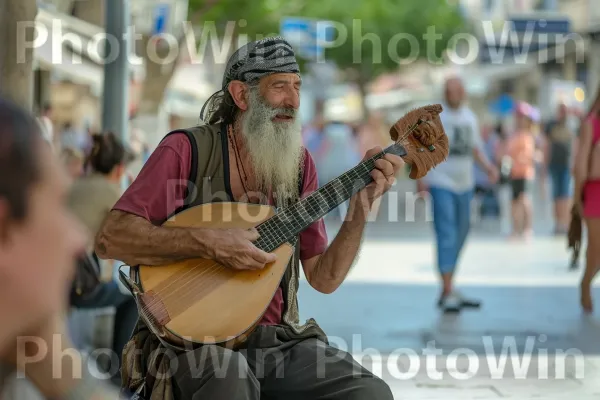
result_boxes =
[509,17,570,34]
[280,17,335,61]
[152,4,170,35]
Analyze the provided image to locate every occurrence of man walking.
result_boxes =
[417,77,499,312]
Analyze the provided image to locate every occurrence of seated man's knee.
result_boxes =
[172,346,258,399]
[177,345,252,380]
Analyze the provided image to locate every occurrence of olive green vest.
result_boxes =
[165,123,326,342]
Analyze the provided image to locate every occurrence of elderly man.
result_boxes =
[417,77,499,313]
[95,37,400,399]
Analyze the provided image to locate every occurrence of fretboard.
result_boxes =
[253,142,406,252]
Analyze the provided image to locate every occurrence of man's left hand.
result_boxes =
[353,146,405,212]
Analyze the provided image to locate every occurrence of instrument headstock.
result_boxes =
[388,104,449,180]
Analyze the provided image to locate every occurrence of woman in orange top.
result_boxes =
[506,102,540,240]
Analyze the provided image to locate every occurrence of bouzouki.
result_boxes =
[119,104,449,350]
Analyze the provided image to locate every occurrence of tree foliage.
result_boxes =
[187,0,465,82]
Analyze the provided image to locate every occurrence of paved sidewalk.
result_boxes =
[296,182,600,398]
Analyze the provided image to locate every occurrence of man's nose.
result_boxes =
[283,88,300,110]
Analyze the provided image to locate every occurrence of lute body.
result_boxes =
[137,202,293,349]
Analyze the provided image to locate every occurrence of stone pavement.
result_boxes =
[294,179,600,399]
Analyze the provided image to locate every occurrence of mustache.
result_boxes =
[269,107,297,118]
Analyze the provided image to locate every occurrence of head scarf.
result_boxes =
[200,36,300,121]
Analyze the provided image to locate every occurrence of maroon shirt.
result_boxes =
[113,132,328,325]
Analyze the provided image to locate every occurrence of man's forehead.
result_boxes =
[262,73,302,85]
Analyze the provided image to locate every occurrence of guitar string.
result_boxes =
[257,119,426,250]
[135,262,223,331]
[257,157,378,249]
[258,158,380,251]
[138,119,427,337]
[261,165,371,247]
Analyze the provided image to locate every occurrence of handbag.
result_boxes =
[70,252,102,303]
[499,155,512,185]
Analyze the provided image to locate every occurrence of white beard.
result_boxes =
[239,88,304,204]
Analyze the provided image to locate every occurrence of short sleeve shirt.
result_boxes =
[423,104,483,192]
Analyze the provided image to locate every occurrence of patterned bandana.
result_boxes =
[221,36,300,88]
[199,36,300,122]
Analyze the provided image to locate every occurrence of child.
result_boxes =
[506,102,540,240]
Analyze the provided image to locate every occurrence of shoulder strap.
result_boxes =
[160,124,224,216]
[161,127,201,187]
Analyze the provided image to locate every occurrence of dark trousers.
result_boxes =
[171,325,393,400]
[71,281,138,369]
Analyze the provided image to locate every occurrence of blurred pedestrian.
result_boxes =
[59,147,85,180]
[573,87,600,313]
[0,97,119,399]
[67,132,138,382]
[506,102,540,240]
[60,122,88,153]
[545,103,577,234]
[473,122,502,223]
[417,76,499,313]
[313,121,361,219]
[37,102,53,145]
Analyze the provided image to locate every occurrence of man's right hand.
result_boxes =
[208,227,277,270]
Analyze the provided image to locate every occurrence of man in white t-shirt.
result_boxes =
[417,77,499,312]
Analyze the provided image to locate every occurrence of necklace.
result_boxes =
[228,127,254,200]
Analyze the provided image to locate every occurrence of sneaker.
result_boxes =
[438,293,462,313]
[454,291,481,308]
[438,291,482,312]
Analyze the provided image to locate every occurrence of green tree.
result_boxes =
[305,0,465,93]
[190,0,464,113]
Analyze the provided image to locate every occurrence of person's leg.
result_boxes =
[70,281,138,380]
[449,188,481,308]
[521,181,534,238]
[550,166,561,231]
[259,338,392,400]
[172,345,260,400]
[429,187,460,312]
[454,188,473,260]
[554,167,572,234]
[581,217,600,313]
[112,295,138,367]
[509,179,524,238]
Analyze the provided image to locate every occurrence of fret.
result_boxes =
[254,143,406,252]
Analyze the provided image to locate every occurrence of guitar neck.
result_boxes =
[253,142,407,252]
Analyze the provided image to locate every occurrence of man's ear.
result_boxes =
[228,81,250,111]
